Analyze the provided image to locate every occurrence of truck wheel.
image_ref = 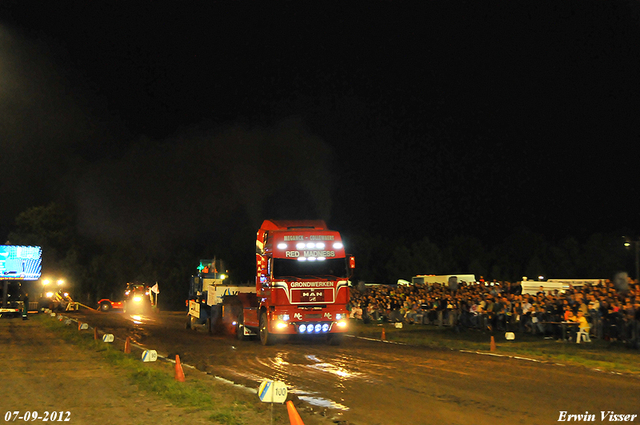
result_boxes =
[259,311,273,346]
[100,302,112,312]
[328,333,344,346]
[236,312,246,340]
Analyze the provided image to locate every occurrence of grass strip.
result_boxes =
[36,314,285,425]
[350,321,640,374]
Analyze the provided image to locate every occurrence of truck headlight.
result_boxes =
[336,320,348,329]
[275,321,288,330]
[133,296,142,303]
[277,314,290,321]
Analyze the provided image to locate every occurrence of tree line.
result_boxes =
[351,229,634,284]
[5,203,635,310]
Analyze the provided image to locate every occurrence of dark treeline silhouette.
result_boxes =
[343,228,633,285]
[5,203,636,310]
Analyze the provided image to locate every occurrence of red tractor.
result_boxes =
[98,283,155,313]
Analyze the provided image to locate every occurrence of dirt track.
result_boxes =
[0,317,219,424]
[0,315,331,425]
[67,309,640,425]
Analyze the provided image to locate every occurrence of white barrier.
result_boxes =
[142,350,158,362]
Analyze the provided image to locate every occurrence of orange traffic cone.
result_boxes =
[78,322,82,331]
[490,336,496,352]
[124,337,131,354]
[381,327,386,341]
[286,400,305,425]
[175,355,185,382]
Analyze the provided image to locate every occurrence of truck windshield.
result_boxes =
[272,258,348,279]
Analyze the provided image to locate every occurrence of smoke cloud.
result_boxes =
[74,118,335,250]
[0,23,123,237]
[0,24,334,250]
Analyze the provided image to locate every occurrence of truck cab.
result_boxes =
[250,220,355,345]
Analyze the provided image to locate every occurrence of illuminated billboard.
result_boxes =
[0,245,42,280]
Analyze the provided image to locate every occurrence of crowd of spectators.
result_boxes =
[348,279,640,346]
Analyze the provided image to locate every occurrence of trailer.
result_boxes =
[1,245,42,318]
[411,274,476,288]
[520,278,603,295]
[186,259,255,334]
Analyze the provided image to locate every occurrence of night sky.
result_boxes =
[1,1,640,252]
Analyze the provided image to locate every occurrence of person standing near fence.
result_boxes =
[22,292,29,320]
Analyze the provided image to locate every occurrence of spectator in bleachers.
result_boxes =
[349,278,639,346]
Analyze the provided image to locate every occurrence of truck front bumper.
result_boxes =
[272,319,348,335]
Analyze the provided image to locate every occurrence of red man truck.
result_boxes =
[242,219,355,345]
[191,220,354,345]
